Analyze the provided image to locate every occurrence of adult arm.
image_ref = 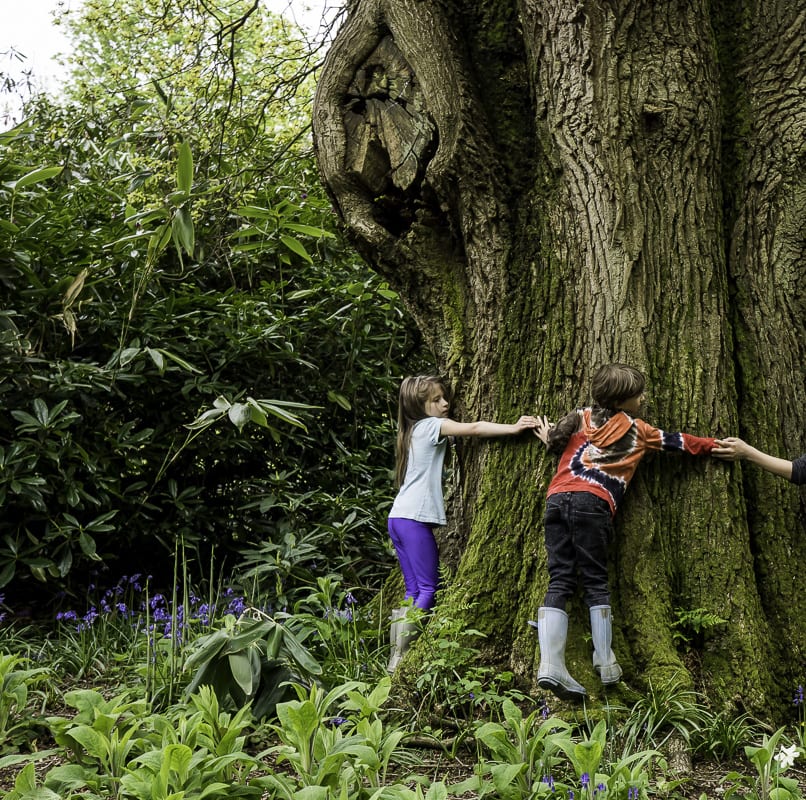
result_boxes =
[439,415,538,438]
[713,437,794,480]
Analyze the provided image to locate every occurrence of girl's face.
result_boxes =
[616,392,645,415]
[424,385,450,418]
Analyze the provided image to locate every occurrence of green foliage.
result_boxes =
[289,576,385,684]
[463,698,572,799]
[183,609,322,720]
[0,653,49,753]
[257,677,415,795]
[671,606,727,648]
[412,605,531,727]
[0,0,417,598]
[693,709,765,763]
[612,674,710,756]
[724,727,803,800]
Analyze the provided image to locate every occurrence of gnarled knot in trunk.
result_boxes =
[342,35,437,231]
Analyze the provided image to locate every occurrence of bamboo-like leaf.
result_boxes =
[177,142,193,194]
[234,205,275,219]
[173,206,195,256]
[63,269,88,309]
[282,222,335,238]
[12,165,63,191]
[327,390,352,411]
[280,234,313,263]
[154,348,202,373]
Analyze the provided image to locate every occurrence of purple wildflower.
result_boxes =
[794,685,804,706]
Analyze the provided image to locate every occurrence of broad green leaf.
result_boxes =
[119,347,140,366]
[164,743,193,780]
[33,398,49,426]
[78,532,100,559]
[228,651,255,697]
[146,347,165,372]
[228,402,251,432]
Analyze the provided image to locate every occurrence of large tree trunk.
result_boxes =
[312,0,806,717]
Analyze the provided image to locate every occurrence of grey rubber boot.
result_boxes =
[589,604,623,685]
[386,608,406,673]
[530,607,587,701]
[387,612,420,673]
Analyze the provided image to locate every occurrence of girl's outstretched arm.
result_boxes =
[712,437,793,480]
[439,415,539,438]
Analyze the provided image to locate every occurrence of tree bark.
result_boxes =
[312,0,806,717]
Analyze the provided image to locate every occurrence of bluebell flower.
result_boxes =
[794,685,804,706]
[581,773,589,788]
[542,776,555,792]
[226,596,246,616]
[345,592,356,605]
[326,716,347,727]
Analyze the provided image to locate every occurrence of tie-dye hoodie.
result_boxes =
[547,408,716,515]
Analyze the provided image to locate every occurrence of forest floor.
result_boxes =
[4,742,806,797]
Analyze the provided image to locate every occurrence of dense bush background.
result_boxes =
[0,0,423,605]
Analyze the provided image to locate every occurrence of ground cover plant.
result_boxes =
[1,577,805,799]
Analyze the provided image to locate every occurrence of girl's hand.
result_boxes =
[535,414,554,444]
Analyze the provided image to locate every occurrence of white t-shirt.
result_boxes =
[388,416,448,525]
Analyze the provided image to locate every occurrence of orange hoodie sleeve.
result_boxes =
[636,418,715,455]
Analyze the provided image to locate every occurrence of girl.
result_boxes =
[533,363,716,700]
[386,374,538,672]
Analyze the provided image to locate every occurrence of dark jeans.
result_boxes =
[543,491,613,610]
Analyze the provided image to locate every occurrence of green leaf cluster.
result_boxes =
[0,0,421,598]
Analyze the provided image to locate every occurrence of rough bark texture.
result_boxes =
[312,0,806,719]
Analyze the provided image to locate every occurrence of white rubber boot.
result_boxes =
[386,608,405,673]
[589,604,623,685]
[387,610,420,673]
[530,607,587,701]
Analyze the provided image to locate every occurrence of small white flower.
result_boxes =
[775,743,799,771]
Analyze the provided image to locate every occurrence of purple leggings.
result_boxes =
[387,517,440,610]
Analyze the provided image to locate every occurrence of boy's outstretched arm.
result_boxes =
[713,436,793,480]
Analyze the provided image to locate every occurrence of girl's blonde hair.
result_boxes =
[394,375,451,487]
[547,363,646,454]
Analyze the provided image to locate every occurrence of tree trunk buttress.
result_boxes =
[313,0,806,718]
